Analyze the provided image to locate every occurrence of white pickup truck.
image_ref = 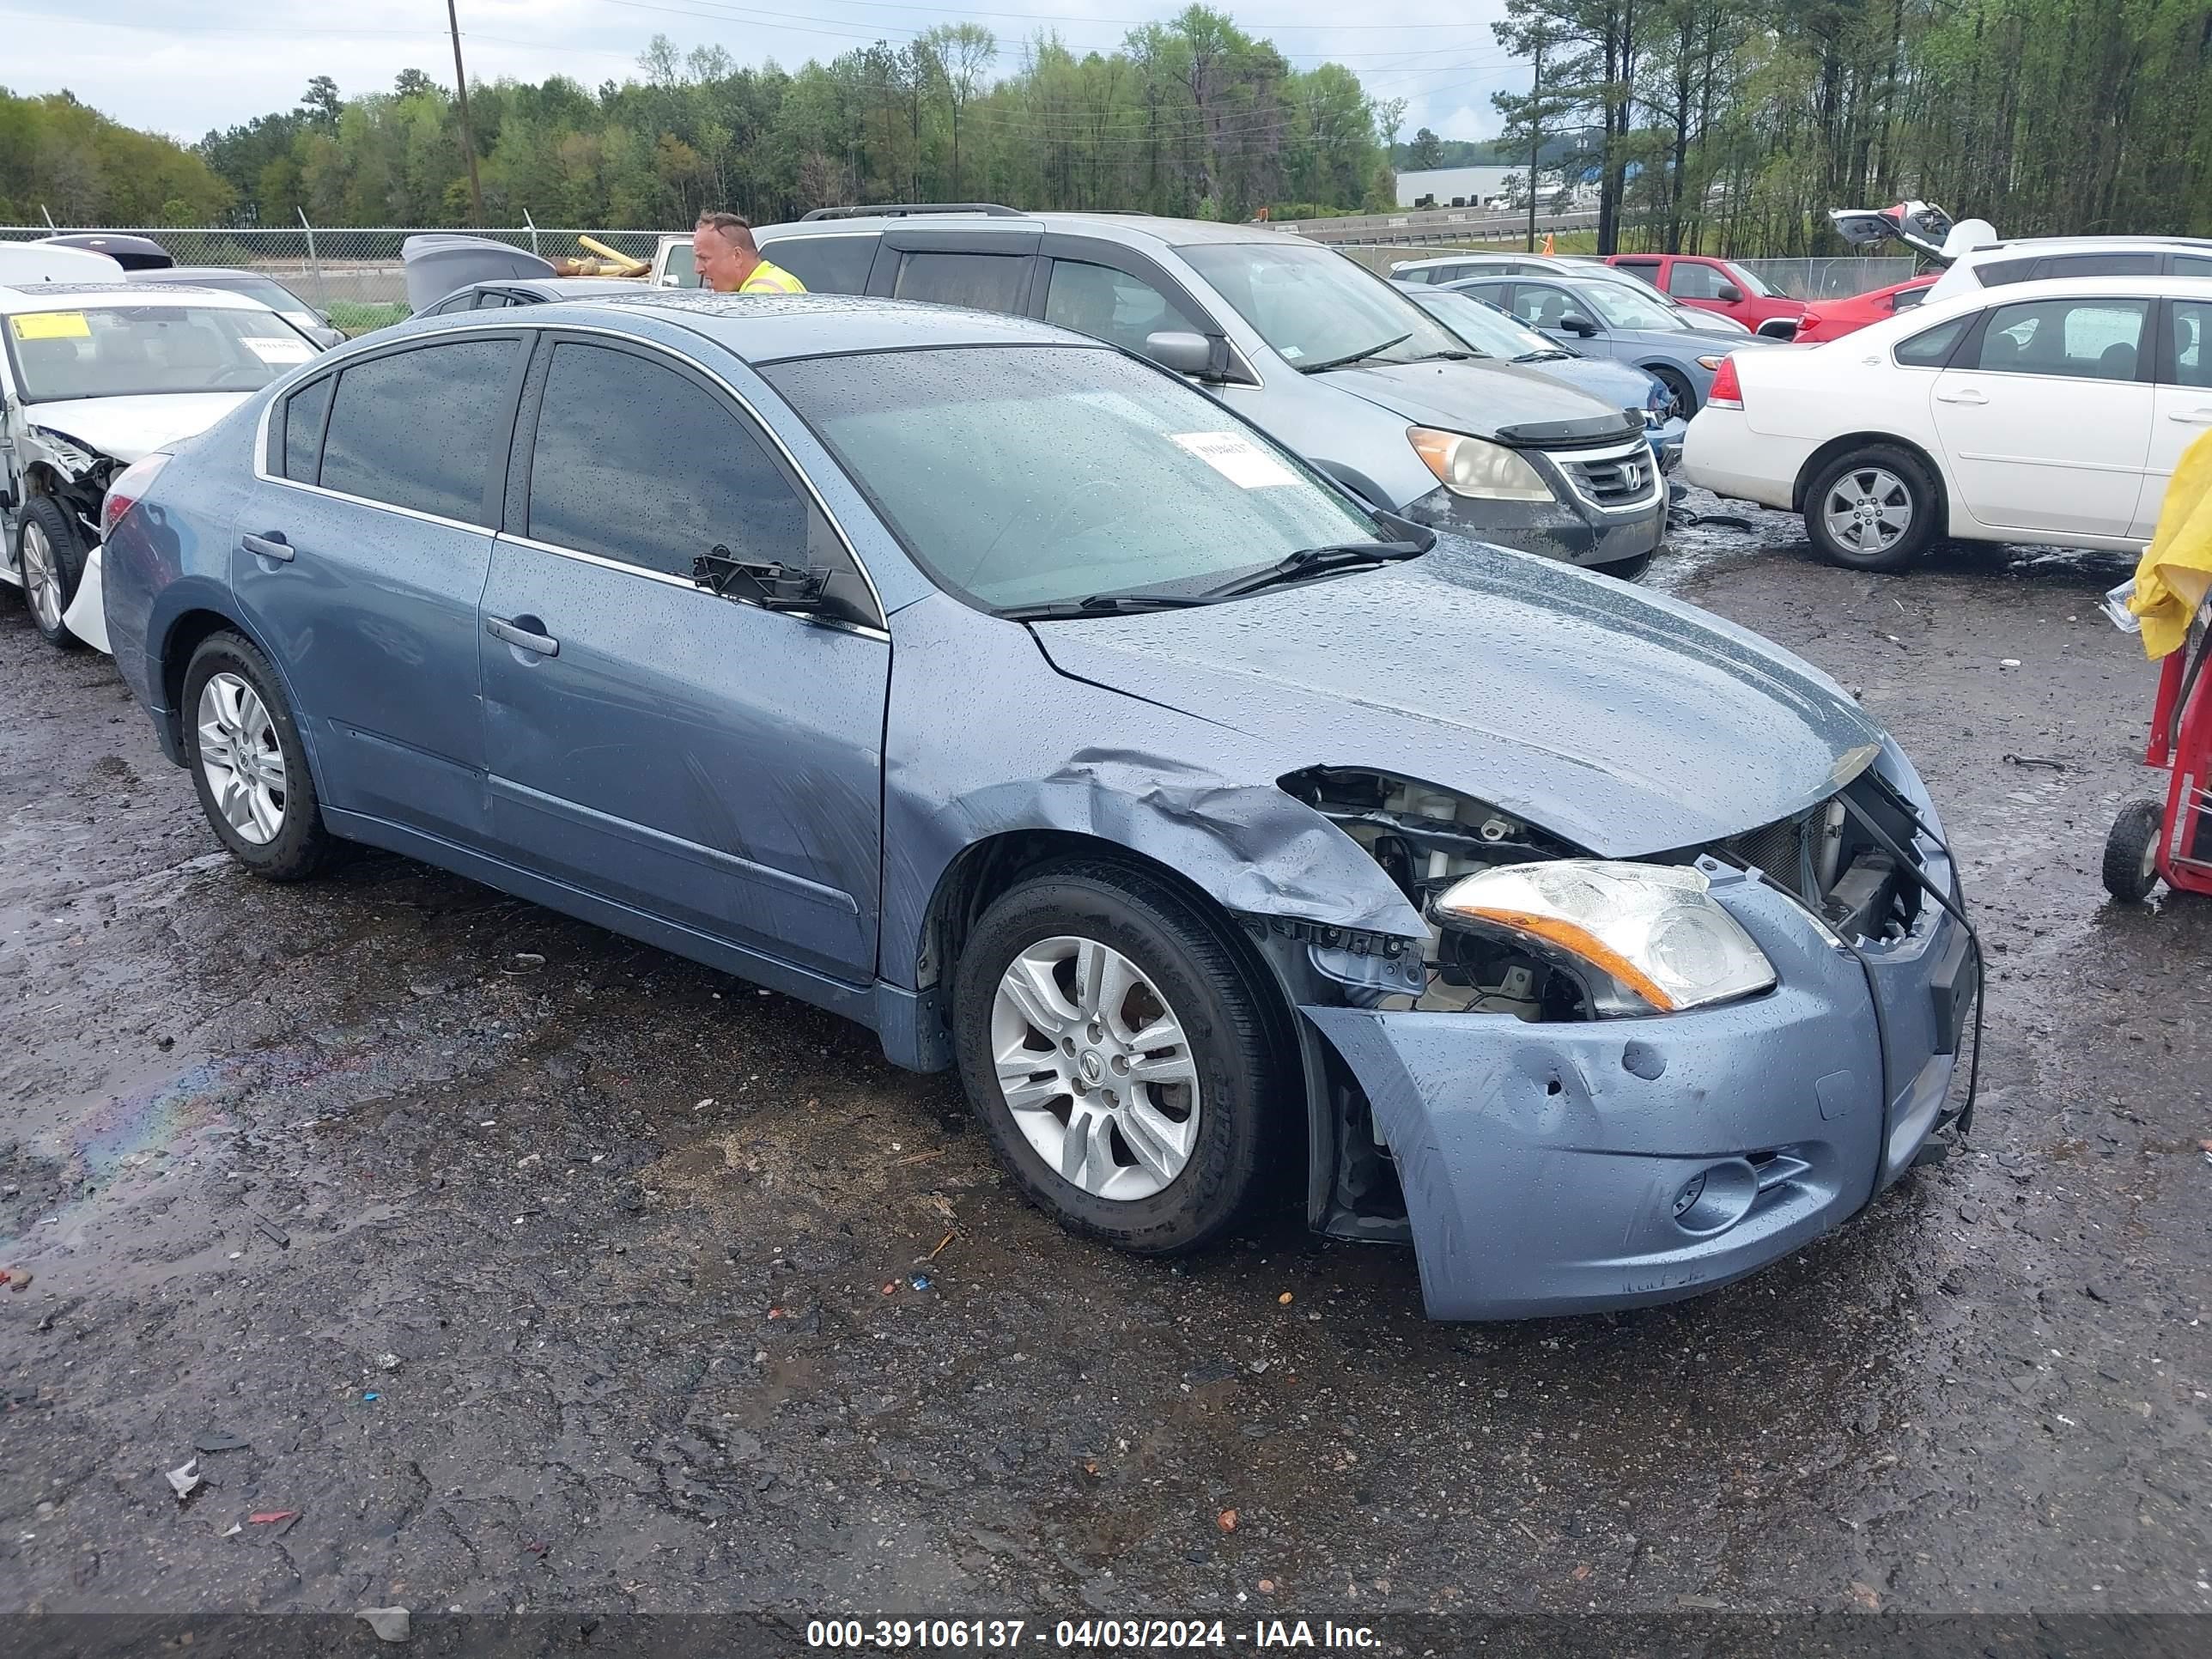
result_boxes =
[648,235,701,289]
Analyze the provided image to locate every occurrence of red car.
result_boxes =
[1788,274,1939,344]
[1603,254,1807,337]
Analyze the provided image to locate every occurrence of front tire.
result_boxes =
[1650,366,1696,417]
[181,631,335,882]
[951,860,1285,1256]
[2102,800,2164,903]
[1803,445,1942,573]
[15,495,87,648]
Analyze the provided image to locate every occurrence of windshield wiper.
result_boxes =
[1515,349,1574,362]
[1296,331,1413,374]
[1195,533,1432,601]
[996,592,1217,623]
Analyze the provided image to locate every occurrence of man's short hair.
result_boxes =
[696,210,757,252]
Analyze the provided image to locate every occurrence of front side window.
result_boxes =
[764,344,1377,611]
[526,340,805,577]
[1722,261,1778,297]
[660,241,700,289]
[1043,260,1207,356]
[1666,262,1729,301]
[1970,298,2149,380]
[318,337,519,522]
[893,251,1029,313]
[2172,254,2212,279]
[3,303,313,402]
[1179,239,1465,370]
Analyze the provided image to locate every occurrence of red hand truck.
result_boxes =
[2105,601,2212,902]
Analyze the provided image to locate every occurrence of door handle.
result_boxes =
[1935,388,1988,405]
[2169,409,2212,425]
[240,532,293,562]
[486,616,558,657]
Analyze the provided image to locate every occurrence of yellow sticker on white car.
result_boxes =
[1170,430,1298,489]
[240,336,315,364]
[10,311,91,340]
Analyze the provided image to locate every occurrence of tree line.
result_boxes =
[5,1,2207,250]
[1493,0,2212,255]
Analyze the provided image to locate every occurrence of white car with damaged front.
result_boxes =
[1684,273,2212,572]
[1,283,319,651]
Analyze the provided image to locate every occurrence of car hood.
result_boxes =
[1034,539,1885,858]
[1318,358,1640,447]
[26,393,252,463]
[1623,326,1777,355]
[1520,353,1661,408]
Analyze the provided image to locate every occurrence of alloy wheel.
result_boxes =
[196,672,289,845]
[1822,467,1913,555]
[21,521,61,633]
[989,935,1202,1201]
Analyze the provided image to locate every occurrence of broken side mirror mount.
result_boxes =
[693,544,829,612]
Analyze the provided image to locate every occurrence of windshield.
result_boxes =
[764,345,1381,611]
[1407,288,1565,359]
[1180,240,1467,370]
[1575,282,1696,332]
[1723,261,1779,298]
[4,303,313,401]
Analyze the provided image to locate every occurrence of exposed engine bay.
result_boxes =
[1281,764,1926,1024]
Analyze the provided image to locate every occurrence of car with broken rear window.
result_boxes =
[100,292,1979,1320]
[2,281,318,652]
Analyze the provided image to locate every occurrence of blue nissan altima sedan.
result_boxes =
[100,293,1978,1319]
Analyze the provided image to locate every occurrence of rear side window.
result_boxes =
[893,251,1028,313]
[2169,301,2210,389]
[1615,258,1662,280]
[1968,297,2148,380]
[763,235,876,295]
[525,340,805,577]
[318,337,518,523]
[1893,315,1970,367]
[2172,253,2212,279]
[1976,255,2041,288]
[2041,251,2159,280]
[282,374,334,482]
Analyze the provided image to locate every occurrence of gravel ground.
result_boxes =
[3,497,2208,1633]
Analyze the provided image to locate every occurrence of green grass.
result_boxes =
[325,301,411,337]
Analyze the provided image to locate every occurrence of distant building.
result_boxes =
[1395,165,1516,210]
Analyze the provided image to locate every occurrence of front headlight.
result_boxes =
[1408,427,1555,502]
[1434,860,1776,1013]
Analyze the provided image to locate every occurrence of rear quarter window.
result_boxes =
[282,374,334,482]
[1893,315,1970,368]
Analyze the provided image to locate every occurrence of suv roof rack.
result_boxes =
[799,203,1026,222]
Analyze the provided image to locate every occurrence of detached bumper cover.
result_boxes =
[1304,863,1970,1321]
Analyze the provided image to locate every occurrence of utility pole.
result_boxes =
[446,0,487,226]
[1525,40,1546,254]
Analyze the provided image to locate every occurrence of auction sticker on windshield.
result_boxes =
[10,312,91,340]
[1170,430,1299,489]
[240,336,316,364]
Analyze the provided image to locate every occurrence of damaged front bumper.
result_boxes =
[1401,464,1664,571]
[1302,861,1972,1321]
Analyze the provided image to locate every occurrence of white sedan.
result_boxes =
[2,281,319,650]
[1685,274,2212,571]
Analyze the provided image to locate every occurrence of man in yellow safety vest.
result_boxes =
[692,211,807,295]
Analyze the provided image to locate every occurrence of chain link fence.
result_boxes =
[1,224,677,333]
[1734,258,1918,299]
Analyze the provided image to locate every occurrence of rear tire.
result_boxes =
[15,495,86,649]
[1803,444,1941,574]
[181,631,336,882]
[951,859,1285,1256]
[2102,800,2164,903]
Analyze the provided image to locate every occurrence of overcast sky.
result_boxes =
[15,0,1523,146]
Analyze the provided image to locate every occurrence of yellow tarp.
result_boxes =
[2130,426,2212,659]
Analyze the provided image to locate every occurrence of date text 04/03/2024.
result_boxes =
[803,1619,1381,1650]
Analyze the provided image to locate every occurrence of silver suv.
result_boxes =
[752,208,1667,577]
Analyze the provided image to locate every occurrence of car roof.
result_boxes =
[494,277,648,296]
[0,281,271,311]
[131,266,280,283]
[415,289,1102,362]
[758,210,1293,253]
[1852,271,2212,334]
[1962,234,2212,257]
